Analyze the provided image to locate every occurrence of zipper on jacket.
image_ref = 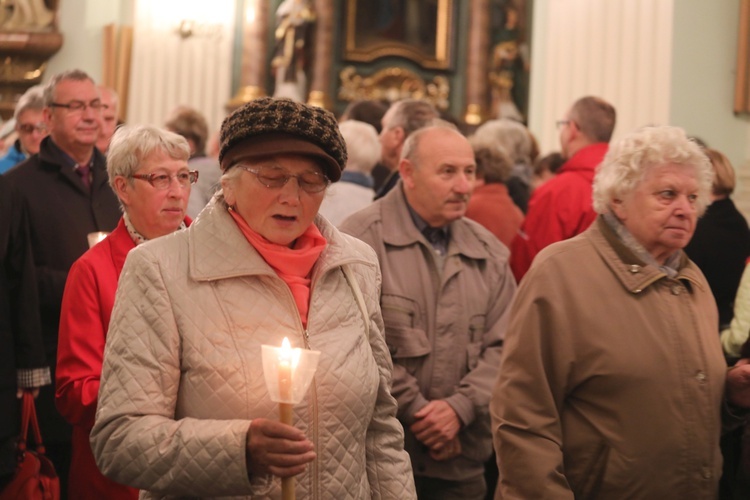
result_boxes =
[276,276,320,500]
[300,328,319,499]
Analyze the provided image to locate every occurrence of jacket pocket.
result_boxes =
[570,440,610,500]
[466,314,486,370]
[382,294,430,375]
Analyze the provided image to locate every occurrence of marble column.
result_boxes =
[307,0,334,109]
[228,0,270,111]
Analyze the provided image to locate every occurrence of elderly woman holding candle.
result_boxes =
[55,124,194,500]
[491,125,750,499]
[90,97,416,499]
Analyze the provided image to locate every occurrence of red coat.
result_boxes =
[56,217,188,499]
[464,182,524,248]
[510,143,607,282]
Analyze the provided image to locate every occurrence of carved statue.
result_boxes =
[488,0,529,121]
[0,0,55,31]
[271,0,315,102]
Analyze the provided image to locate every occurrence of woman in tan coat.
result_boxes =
[491,125,750,500]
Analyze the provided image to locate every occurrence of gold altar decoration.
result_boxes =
[0,0,63,119]
[338,66,449,110]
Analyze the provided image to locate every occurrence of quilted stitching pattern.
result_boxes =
[91,200,415,499]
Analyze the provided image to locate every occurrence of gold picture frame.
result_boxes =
[344,0,455,70]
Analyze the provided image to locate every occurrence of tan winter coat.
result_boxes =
[492,217,727,500]
[340,184,517,481]
[90,197,416,499]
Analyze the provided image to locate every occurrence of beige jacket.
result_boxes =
[492,217,727,499]
[90,198,415,499]
[340,184,516,481]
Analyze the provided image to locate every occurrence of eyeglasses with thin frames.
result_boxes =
[17,123,46,134]
[49,100,104,114]
[236,164,330,194]
[131,171,199,190]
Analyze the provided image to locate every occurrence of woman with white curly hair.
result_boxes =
[491,125,750,499]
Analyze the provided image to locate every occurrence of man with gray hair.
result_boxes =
[341,122,516,499]
[95,85,119,154]
[4,69,121,493]
[375,98,439,200]
[510,95,616,281]
[0,85,48,173]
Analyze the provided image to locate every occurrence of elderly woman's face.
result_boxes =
[114,150,191,239]
[612,163,699,264]
[223,154,326,247]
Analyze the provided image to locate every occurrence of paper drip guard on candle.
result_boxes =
[261,339,321,404]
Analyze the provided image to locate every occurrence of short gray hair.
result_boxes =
[339,120,380,174]
[99,86,119,110]
[592,125,713,215]
[43,69,95,107]
[106,125,190,190]
[14,85,45,121]
[471,119,531,165]
[384,99,439,137]
[400,119,459,165]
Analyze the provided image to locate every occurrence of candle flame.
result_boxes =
[281,337,291,352]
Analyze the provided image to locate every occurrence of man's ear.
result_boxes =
[393,126,406,147]
[399,158,415,189]
[43,107,53,127]
[568,120,581,141]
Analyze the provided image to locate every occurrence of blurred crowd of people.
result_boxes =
[2,69,750,500]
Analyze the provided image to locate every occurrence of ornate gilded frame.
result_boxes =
[344,0,455,70]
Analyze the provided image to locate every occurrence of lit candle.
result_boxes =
[278,337,295,500]
[278,337,293,406]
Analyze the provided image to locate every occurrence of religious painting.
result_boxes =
[344,0,455,70]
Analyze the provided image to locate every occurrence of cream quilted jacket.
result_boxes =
[90,197,416,499]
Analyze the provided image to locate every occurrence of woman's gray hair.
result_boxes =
[338,120,380,174]
[592,125,713,215]
[106,125,191,189]
[471,119,531,166]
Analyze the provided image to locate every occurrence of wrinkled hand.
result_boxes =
[245,418,316,478]
[727,359,750,408]
[410,400,461,450]
[16,388,40,399]
[429,436,462,461]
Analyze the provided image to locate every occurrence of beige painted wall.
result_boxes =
[45,0,132,83]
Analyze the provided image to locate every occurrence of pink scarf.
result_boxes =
[230,210,326,327]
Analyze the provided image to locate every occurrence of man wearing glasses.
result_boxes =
[510,95,616,282]
[4,69,121,497]
[0,85,47,173]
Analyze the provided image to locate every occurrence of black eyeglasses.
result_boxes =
[131,171,199,190]
[17,122,46,134]
[49,100,104,113]
[236,164,330,194]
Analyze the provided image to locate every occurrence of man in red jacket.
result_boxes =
[510,96,616,282]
